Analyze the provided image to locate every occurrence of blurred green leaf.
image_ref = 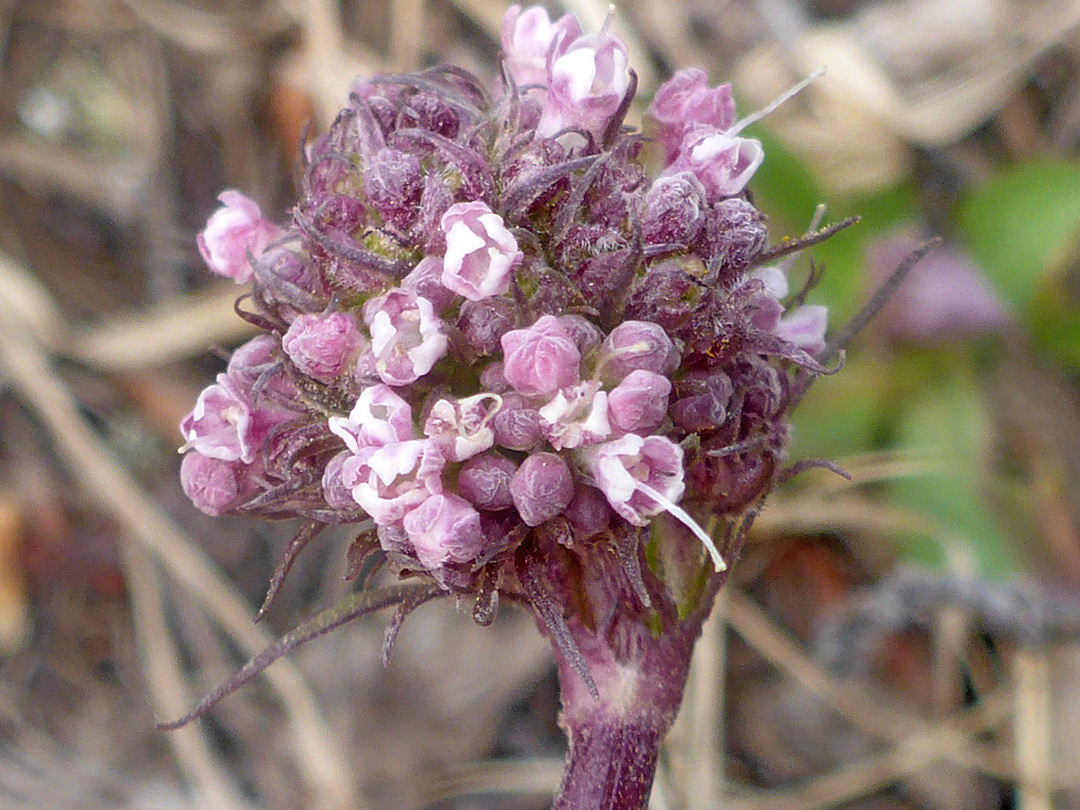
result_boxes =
[788,357,886,460]
[957,159,1080,312]
[887,369,1017,577]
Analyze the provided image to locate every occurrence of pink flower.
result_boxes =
[510,452,575,526]
[362,288,448,386]
[501,4,582,89]
[282,312,365,384]
[423,393,501,461]
[197,190,282,283]
[775,305,828,355]
[403,493,484,569]
[328,384,414,452]
[538,382,611,450]
[179,375,254,463]
[341,439,444,525]
[585,434,725,570]
[646,69,736,165]
[501,315,581,398]
[536,27,630,141]
[607,370,671,435]
[440,202,522,301]
[664,125,764,201]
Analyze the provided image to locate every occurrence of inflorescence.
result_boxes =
[178,3,834,641]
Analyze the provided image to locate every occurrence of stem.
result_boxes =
[549,614,702,810]
[554,711,666,810]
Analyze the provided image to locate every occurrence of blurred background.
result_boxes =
[0,0,1079,808]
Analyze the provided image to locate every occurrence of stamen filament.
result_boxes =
[727,66,825,137]
[635,481,727,571]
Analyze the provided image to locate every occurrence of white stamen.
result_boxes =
[635,481,727,571]
[727,66,825,137]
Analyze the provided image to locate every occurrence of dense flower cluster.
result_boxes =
[180,4,830,603]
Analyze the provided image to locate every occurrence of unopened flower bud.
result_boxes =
[458,452,518,511]
[558,314,604,357]
[646,69,736,164]
[598,320,679,383]
[564,486,612,539]
[607,370,671,435]
[491,393,544,450]
[197,191,282,283]
[457,297,517,357]
[403,493,484,568]
[364,147,423,228]
[501,315,581,398]
[440,201,523,301]
[322,451,357,510]
[402,256,457,314]
[665,126,763,201]
[510,451,574,526]
[699,197,769,278]
[625,259,705,332]
[642,172,708,248]
[180,453,252,516]
[671,371,732,432]
[282,312,365,384]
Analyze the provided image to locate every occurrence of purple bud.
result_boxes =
[671,371,732,432]
[698,197,769,278]
[665,125,763,201]
[557,314,604,357]
[564,487,612,539]
[500,314,581,398]
[440,201,522,301]
[457,297,517,358]
[197,191,282,283]
[402,256,457,314]
[282,311,365,384]
[607,369,672,435]
[642,172,708,248]
[491,393,544,450]
[225,335,278,390]
[510,452,574,527]
[646,69,737,164]
[458,452,518,511]
[403,493,484,569]
[322,451,358,510]
[501,4,582,89]
[180,453,253,516]
[364,147,423,228]
[625,258,705,332]
[479,361,510,393]
[598,320,679,383]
